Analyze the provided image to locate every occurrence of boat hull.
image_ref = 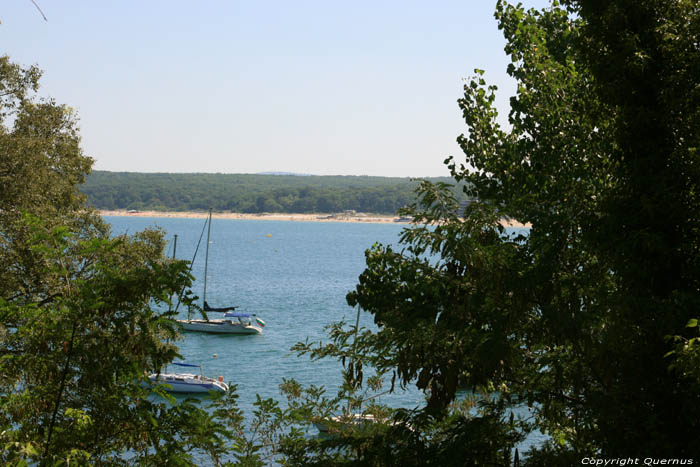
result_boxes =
[176,319,262,334]
[314,414,377,433]
[148,373,229,393]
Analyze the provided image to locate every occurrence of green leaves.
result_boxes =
[81,171,470,215]
[0,56,255,465]
[336,0,700,463]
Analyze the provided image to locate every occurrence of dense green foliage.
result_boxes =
[4,0,699,464]
[277,0,700,464]
[81,171,464,214]
[0,56,266,465]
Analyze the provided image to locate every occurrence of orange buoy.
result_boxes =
[218,376,223,382]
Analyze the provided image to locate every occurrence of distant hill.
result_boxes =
[256,171,312,176]
[81,171,467,215]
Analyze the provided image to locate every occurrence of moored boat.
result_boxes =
[313,413,379,433]
[175,209,266,335]
[177,311,264,334]
[147,362,228,393]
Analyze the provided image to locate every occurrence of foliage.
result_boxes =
[281,0,700,464]
[0,55,257,465]
[4,0,699,462]
[285,316,525,466]
[81,171,467,215]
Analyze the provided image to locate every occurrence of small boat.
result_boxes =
[313,308,406,434]
[176,210,265,335]
[313,411,412,434]
[179,310,264,334]
[313,413,380,433]
[147,362,228,393]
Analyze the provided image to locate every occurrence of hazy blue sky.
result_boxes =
[3,1,551,177]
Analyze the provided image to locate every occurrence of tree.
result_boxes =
[301,0,700,463]
[0,56,252,465]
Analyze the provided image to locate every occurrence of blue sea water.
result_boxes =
[105,216,543,458]
[106,216,423,412]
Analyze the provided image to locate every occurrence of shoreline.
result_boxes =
[99,210,531,228]
[99,210,402,224]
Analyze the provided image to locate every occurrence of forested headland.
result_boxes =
[80,171,467,214]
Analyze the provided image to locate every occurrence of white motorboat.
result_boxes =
[147,362,228,393]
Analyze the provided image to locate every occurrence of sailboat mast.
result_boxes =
[347,304,362,415]
[168,234,178,314]
[202,209,212,306]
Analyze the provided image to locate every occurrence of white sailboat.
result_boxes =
[312,306,406,434]
[176,210,264,335]
[147,362,228,393]
[179,309,263,334]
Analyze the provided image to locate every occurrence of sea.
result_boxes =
[105,215,542,459]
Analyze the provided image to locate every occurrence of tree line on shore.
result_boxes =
[81,171,467,214]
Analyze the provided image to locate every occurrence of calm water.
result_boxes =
[106,216,424,413]
[105,216,542,456]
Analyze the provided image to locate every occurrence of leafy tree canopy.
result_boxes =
[3,0,699,462]
[0,56,255,465]
[285,0,700,464]
[81,171,466,215]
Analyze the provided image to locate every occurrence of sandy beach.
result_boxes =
[99,210,403,224]
[99,210,531,228]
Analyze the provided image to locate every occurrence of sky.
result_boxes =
[2,0,552,177]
